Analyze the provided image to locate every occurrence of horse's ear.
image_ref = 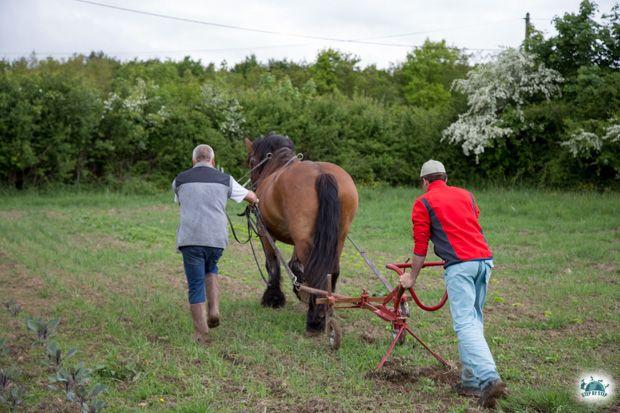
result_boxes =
[244,137,253,154]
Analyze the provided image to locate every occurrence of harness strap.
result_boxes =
[252,206,301,288]
[225,208,269,286]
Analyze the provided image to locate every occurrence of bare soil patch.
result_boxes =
[45,210,67,219]
[0,209,23,221]
[69,233,131,251]
[366,357,459,388]
[0,252,50,314]
[298,397,341,413]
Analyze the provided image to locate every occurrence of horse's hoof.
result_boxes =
[261,288,286,308]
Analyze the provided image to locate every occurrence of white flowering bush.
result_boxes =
[200,84,245,140]
[562,130,603,157]
[98,78,167,175]
[442,48,563,160]
[561,122,620,173]
[103,79,164,120]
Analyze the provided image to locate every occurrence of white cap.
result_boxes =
[420,160,446,178]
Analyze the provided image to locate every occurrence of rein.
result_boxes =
[226,151,302,287]
[250,153,303,191]
[226,204,302,289]
[238,152,272,188]
[226,207,270,286]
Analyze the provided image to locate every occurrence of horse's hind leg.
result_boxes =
[260,237,286,308]
[288,243,326,334]
[330,238,346,292]
[306,258,329,335]
[306,297,326,334]
[288,255,304,300]
[307,245,343,334]
[330,263,340,291]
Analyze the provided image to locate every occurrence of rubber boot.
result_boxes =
[206,274,220,328]
[190,302,209,345]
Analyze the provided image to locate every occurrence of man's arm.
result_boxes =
[400,254,425,289]
[400,199,430,289]
[172,179,179,204]
[230,177,259,205]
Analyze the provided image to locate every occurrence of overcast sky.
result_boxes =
[0,0,615,68]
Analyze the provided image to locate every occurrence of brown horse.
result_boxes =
[244,133,358,333]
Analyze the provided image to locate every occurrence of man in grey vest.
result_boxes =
[173,144,258,344]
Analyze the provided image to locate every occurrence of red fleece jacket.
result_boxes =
[411,180,492,267]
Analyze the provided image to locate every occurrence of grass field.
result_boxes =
[0,187,618,412]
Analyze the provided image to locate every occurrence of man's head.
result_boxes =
[420,160,447,191]
[192,144,215,166]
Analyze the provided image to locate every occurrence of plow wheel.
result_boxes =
[326,318,342,351]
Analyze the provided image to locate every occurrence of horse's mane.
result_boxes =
[252,133,297,177]
[252,133,295,162]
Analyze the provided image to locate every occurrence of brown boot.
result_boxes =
[453,382,482,398]
[478,379,507,408]
[190,303,210,345]
[206,274,220,328]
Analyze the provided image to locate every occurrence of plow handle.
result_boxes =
[385,263,448,312]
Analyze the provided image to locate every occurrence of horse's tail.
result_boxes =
[305,173,341,290]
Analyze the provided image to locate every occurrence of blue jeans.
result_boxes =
[180,246,223,304]
[444,259,500,389]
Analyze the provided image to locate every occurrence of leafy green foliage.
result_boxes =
[527,0,619,75]
[0,69,103,188]
[498,387,585,412]
[46,341,77,369]
[94,357,141,383]
[0,1,617,189]
[443,0,619,188]
[443,48,562,159]
[310,49,361,95]
[49,362,107,410]
[400,40,468,109]
[0,367,19,389]
[0,339,8,357]
[2,300,21,317]
[26,317,59,343]
[0,385,24,412]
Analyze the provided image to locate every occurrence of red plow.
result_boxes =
[311,261,452,370]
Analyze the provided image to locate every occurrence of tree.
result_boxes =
[527,0,619,75]
[310,49,360,95]
[525,1,620,183]
[442,48,562,159]
[399,40,468,109]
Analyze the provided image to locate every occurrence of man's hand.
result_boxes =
[400,271,417,289]
[244,190,259,205]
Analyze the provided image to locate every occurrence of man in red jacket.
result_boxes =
[400,160,507,408]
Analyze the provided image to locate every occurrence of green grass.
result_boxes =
[0,187,618,412]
